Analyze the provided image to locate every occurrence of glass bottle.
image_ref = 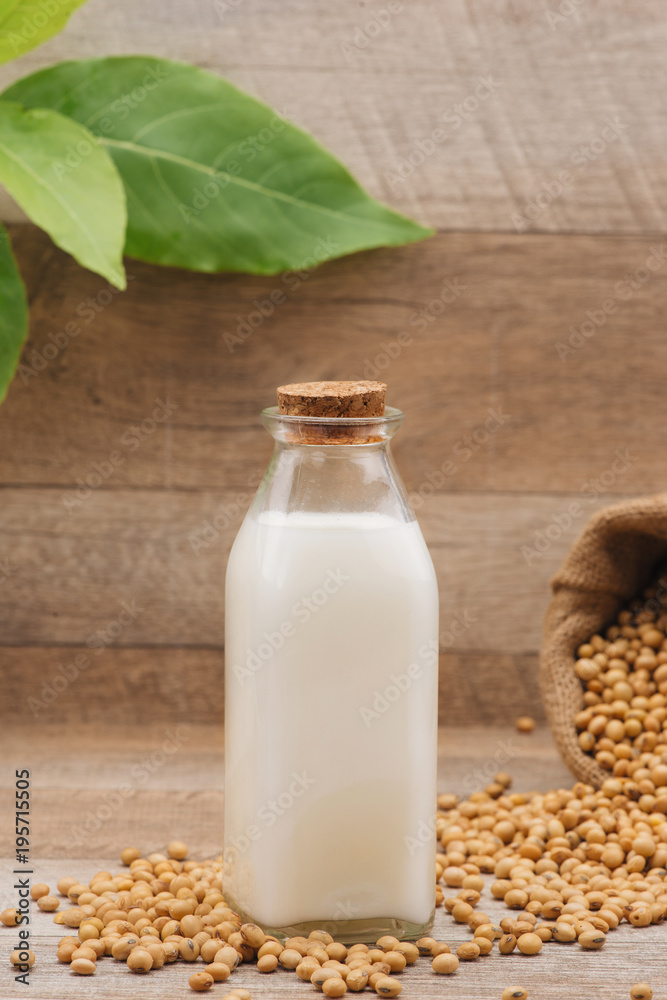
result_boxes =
[224,383,439,943]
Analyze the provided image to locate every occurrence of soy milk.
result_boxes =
[225,511,438,930]
[223,382,439,940]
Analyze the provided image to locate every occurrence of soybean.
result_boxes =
[279,947,303,969]
[574,583,667,769]
[432,953,459,974]
[516,933,542,956]
[205,962,231,981]
[70,958,96,975]
[10,948,35,967]
[37,895,59,912]
[189,971,214,991]
[375,977,402,997]
[322,979,348,998]
[167,840,189,860]
[346,969,369,991]
[578,930,605,950]
[127,948,153,972]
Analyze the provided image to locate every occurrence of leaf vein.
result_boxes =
[101,138,393,232]
[0,135,116,280]
[148,156,269,271]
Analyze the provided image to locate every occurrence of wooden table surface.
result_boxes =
[0,724,663,999]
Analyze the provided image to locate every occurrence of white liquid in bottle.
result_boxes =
[224,510,438,933]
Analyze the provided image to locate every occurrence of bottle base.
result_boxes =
[225,892,435,945]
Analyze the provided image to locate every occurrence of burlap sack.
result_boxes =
[540,494,667,787]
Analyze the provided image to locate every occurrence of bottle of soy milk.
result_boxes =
[224,381,439,942]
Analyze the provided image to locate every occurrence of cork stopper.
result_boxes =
[277,381,386,418]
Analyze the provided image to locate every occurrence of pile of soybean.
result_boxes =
[3,761,667,999]
[574,576,667,773]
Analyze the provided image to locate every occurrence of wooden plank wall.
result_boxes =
[1,1,666,728]
[0,0,666,232]
[2,226,666,727]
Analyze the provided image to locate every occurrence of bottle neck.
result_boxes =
[251,408,414,522]
[260,405,404,446]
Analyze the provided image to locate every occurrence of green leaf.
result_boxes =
[0,0,89,65]
[2,56,433,274]
[0,101,126,287]
[0,223,28,403]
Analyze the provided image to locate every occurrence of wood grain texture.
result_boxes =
[0,487,631,650]
[2,227,667,723]
[0,725,662,999]
[1,647,224,726]
[0,724,575,857]
[0,2,665,233]
[0,646,546,729]
[3,226,666,494]
[2,877,663,1000]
